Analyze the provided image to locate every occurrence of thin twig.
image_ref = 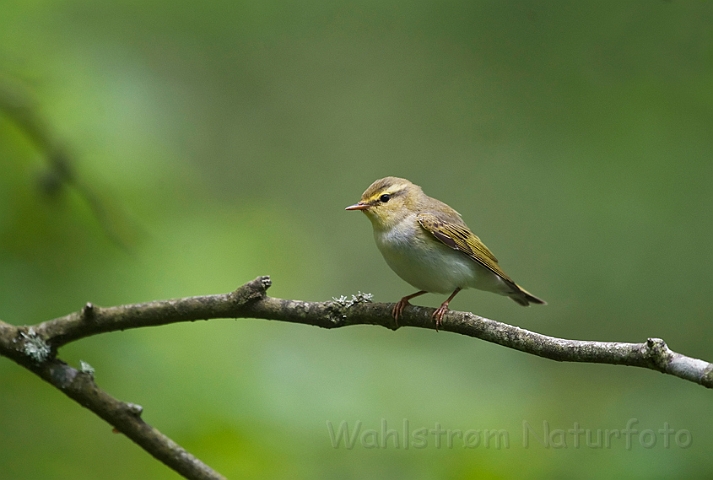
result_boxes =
[0,75,139,250]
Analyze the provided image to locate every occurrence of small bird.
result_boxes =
[346,176,545,329]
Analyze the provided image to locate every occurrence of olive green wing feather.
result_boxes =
[416,212,514,284]
[417,212,546,305]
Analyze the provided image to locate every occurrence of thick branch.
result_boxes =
[9,275,713,389]
[1,276,712,478]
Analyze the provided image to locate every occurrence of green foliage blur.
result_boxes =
[1,1,712,478]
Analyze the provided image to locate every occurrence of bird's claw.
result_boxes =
[432,305,449,332]
[392,299,410,326]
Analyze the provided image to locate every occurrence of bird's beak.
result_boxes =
[345,202,370,211]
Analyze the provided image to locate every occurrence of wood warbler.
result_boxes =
[346,176,545,329]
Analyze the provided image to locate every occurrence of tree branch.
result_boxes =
[2,276,712,477]
[0,323,226,480]
[9,275,713,389]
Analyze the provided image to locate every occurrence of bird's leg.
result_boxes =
[433,288,461,331]
[392,290,428,325]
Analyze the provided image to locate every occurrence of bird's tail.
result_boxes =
[509,284,546,306]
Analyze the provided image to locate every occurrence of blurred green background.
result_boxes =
[1,0,712,478]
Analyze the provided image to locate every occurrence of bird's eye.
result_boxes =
[380,194,391,203]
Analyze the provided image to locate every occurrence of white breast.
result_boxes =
[373,216,509,295]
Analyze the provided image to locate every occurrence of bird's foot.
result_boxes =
[392,298,411,326]
[431,288,460,332]
[432,304,449,332]
[392,291,428,327]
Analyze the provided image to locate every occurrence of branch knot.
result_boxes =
[81,302,96,321]
[645,337,672,371]
[230,276,271,306]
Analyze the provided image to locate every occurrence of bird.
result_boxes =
[346,176,545,330]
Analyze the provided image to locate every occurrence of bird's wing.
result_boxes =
[417,212,515,285]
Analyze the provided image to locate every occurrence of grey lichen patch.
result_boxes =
[352,292,373,304]
[328,292,374,326]
[331,295,348,306]
[126,402,144,417]
[79,360,95,376]
[332,292,373,308]
[21,328,51,363]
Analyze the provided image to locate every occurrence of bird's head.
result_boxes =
[345,176,423,230]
